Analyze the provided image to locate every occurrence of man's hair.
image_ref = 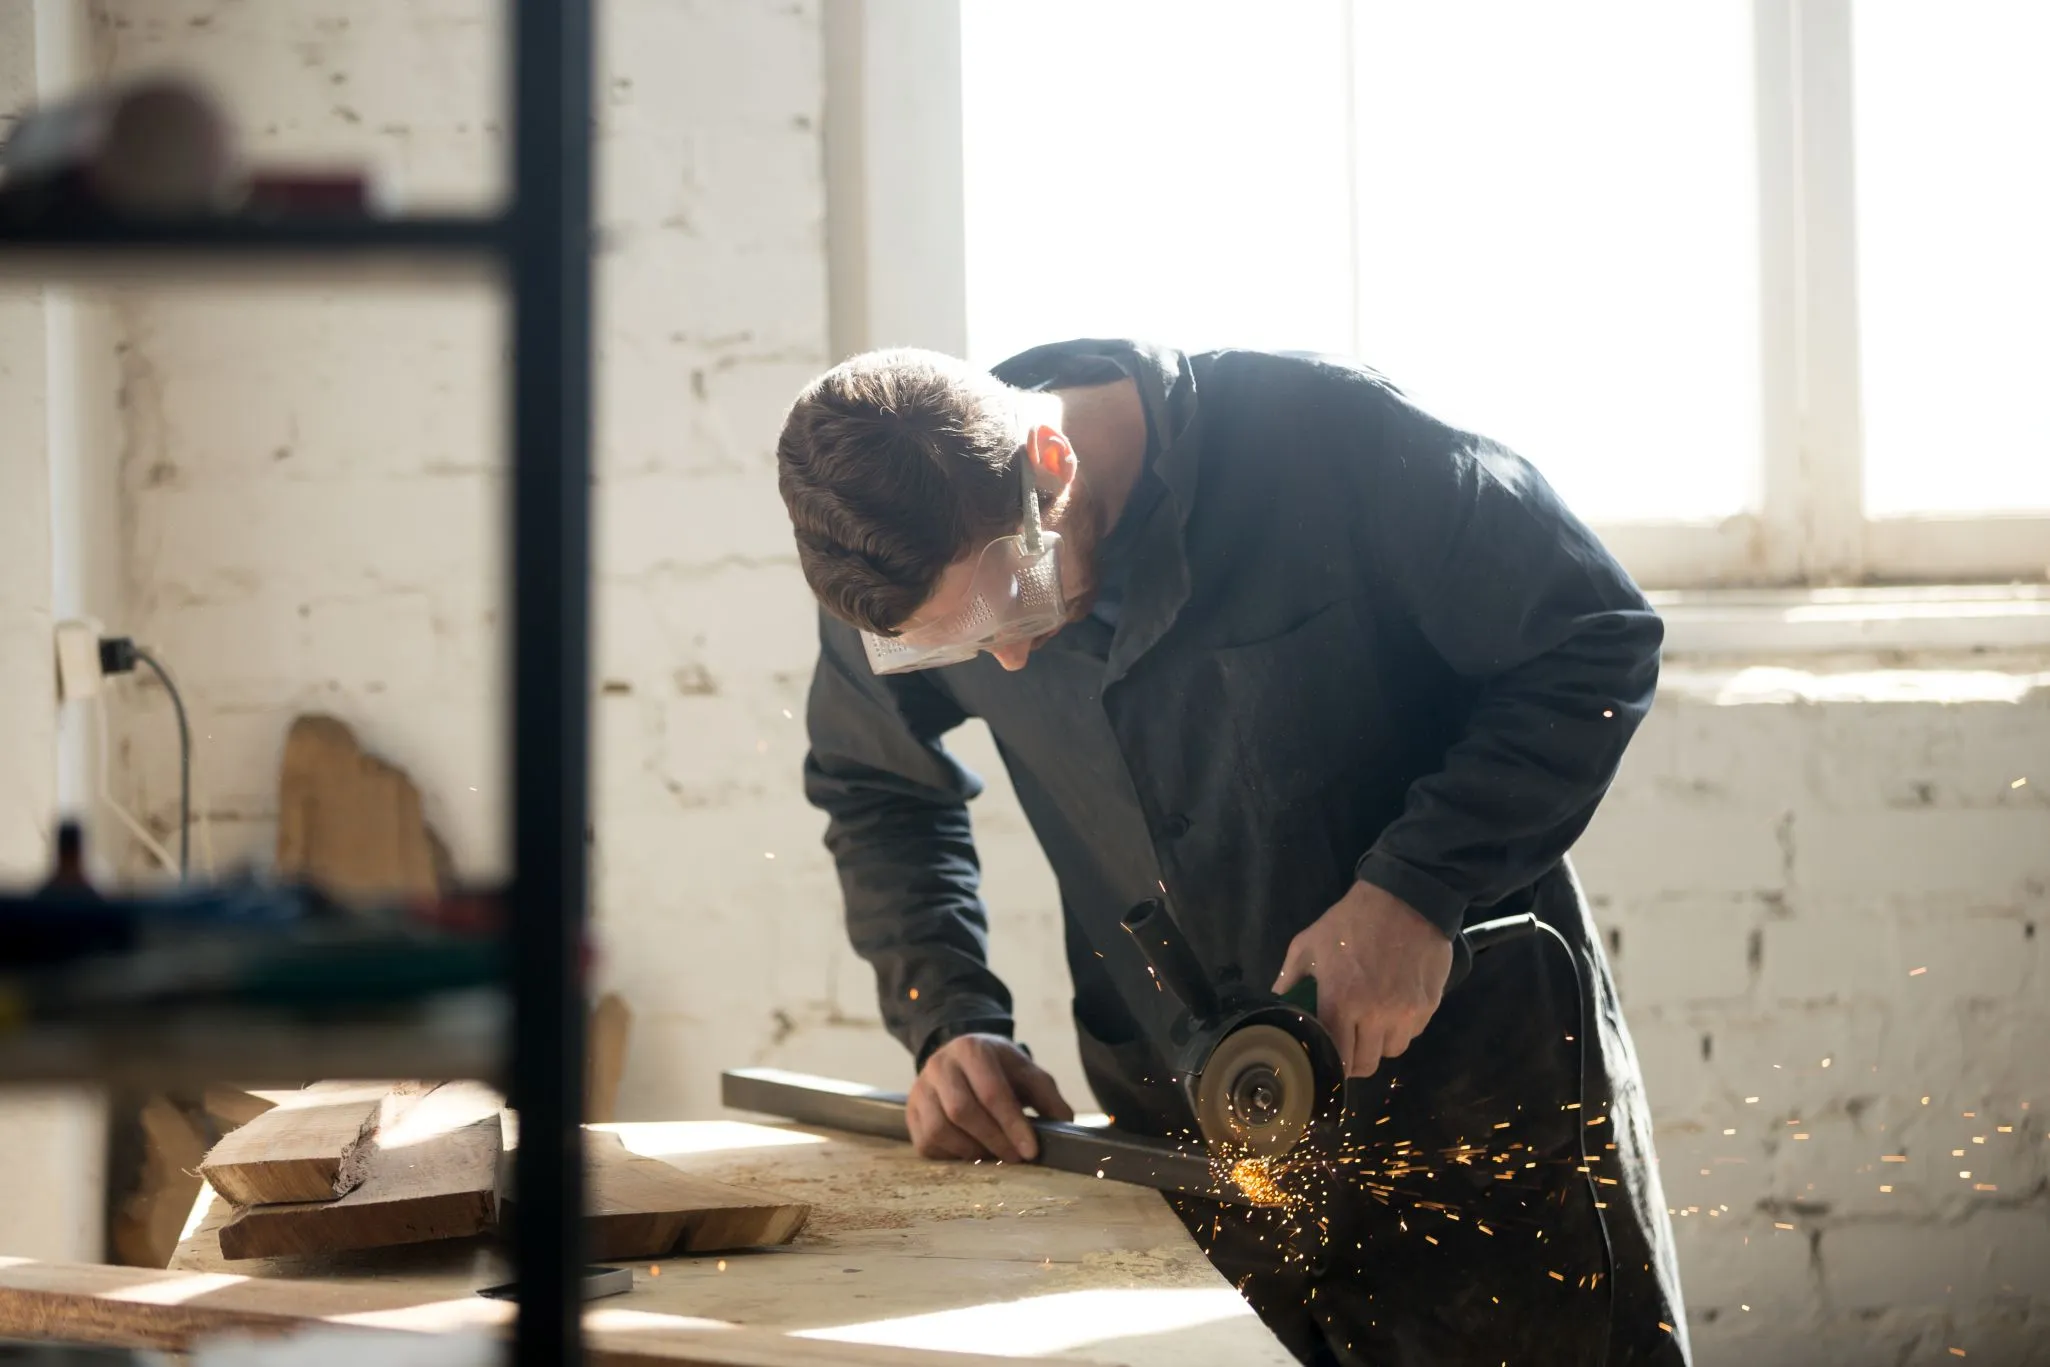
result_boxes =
[777,348,1029,635]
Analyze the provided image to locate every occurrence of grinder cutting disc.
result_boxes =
[1196,1023,1317,1159]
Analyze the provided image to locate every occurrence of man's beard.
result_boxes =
[1049,477,1108,626]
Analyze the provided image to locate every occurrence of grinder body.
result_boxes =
[1121,898,1542,1159]
[1121,898,1344,1159]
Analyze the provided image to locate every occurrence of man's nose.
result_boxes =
[990,642,1032,671]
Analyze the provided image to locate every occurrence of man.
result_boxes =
[776,339,1687,1366]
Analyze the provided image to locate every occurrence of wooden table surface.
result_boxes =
[171,1118,1295,1366]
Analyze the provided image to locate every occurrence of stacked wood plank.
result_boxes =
[197,1081,808,1263]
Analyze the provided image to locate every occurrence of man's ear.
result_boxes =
[1025,425,1079,490]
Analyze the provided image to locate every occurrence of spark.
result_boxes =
[2013,777,2027,788]
[1774,1222,1795,1231]
[1549,1271,1564,1282]
[1910,967,1928,976]
[782,708,793,718]
[1998,1126,2014,1133]
[1793,1133,1810,1141]
[907,987,919,1000]
[1227,1158,1290,1208]
[1879,1185,1893,1193]
[1974,1183,1998,1192]
[1724,1128,1737,1136]
[1821,1057,1832,1068]
[717,1260,727,1272]
[648,1265,660,1276]
[1745,1097,1759,1104]
[1973,1136,1986,1145]
[1959,1171,1972,1179]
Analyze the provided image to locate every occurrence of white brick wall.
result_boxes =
[10,3,2043,1359]
[1578,665,2050,1363]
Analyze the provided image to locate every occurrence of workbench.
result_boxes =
[152,1118,1295,1366]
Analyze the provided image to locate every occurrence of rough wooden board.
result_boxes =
[109,1096,209,1269]
[497,1129,808,1259]
[0,1259,1053,1367]
[274,714,443,904]
[200,1097,382,1206]
[175,1121,1298,1366]
[587,991,632,1123]
[216,1105,502,1261]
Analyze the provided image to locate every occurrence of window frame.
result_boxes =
[826,0,2050,593]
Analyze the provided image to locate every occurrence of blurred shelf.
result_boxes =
[0,987,507,1089]
[0,213,507,285]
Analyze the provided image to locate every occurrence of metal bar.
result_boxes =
[508,1,594,1363]
[721,1068,1254,1207]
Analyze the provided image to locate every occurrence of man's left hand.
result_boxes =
[1272,880,1453,1078]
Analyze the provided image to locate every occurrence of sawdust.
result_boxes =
[1038,1245,1216,1289]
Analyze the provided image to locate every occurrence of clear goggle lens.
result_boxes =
[860,531,1068,675]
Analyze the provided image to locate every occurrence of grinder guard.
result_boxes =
[1120,898,1345,1158]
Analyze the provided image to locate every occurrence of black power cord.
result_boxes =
[97,636,191,880]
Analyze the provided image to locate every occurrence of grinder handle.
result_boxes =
[1277,911,1543,1013]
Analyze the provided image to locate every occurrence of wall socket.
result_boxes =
[54,619,104,702]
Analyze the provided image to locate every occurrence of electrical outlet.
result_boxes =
[54,618,105,701]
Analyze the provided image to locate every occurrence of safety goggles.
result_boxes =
[860,444,1071,675]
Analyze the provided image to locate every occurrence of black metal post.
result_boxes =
[508,2,594,1364]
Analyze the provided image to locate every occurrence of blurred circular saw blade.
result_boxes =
[1196,1023,1316,1159]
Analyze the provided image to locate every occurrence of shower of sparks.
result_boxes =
[1228,1157,1291,1208]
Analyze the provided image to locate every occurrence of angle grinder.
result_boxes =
[1120,897,1542,1160]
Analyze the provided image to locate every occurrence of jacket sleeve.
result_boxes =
[802,611,1016,1062]
[1343,380,1664,938]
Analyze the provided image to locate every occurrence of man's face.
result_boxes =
[898,481,1103,672]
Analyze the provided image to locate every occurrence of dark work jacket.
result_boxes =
[802,341,1689,1366]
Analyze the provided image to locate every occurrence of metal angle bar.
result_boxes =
[721,1068,1253,1207]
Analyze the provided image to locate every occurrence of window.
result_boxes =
[847,0,2050,589]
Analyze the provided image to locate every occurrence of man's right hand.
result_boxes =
[908,1033,1075,1164]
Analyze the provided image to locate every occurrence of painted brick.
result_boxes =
[1895,913,2036,1002]
[1615,896,1760,1008]
[1755,905,1905,1006]
[1821,1211,2050,1308]
[1796,809,2050,898]
[1575,805,1789,899]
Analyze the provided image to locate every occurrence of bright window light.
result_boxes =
[961,1,1355,366]
[960,2,1760,526]
[1853,0,2050,517]
[1350,2,1759,523]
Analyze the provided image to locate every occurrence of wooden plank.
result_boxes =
[274,714,444,904]
[109,1096,209,1269]
[587,991,633,1123]
[0,1259,1048,1367]
[200,1097,382,1206]
[216,1086,504,1261]
[173,1120,1298,1366]
[505,1129,808,1260]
